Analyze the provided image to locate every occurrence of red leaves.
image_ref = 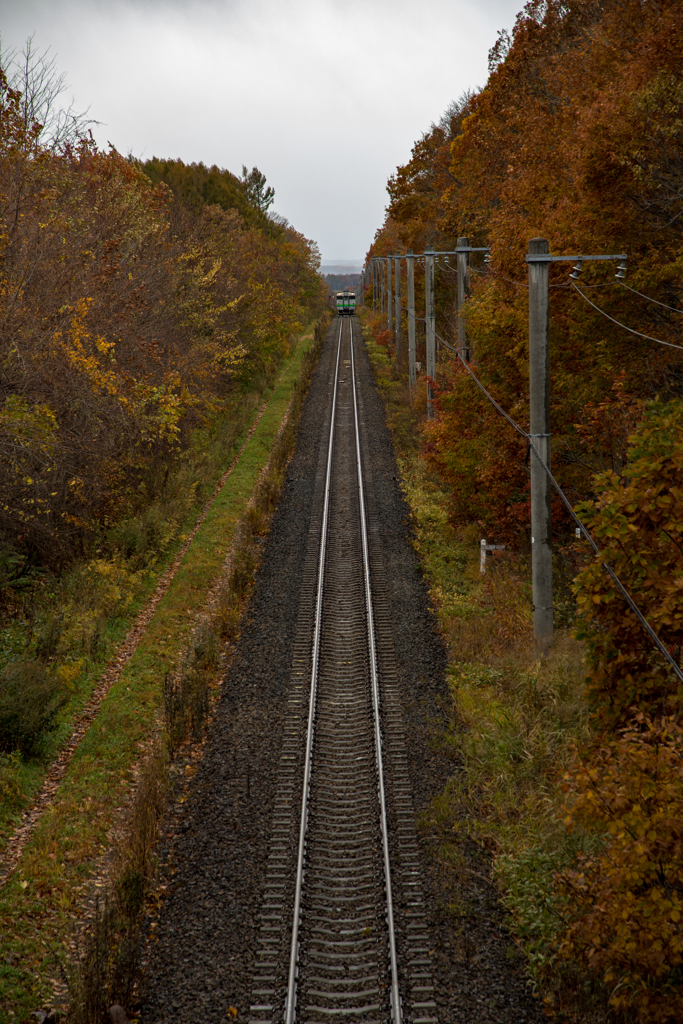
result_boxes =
[557,717,683,1020]
[369,3,683,1016]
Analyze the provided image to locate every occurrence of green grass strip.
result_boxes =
[0,324,318,1022]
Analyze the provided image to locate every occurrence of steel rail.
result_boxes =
[349,317,402,1023]
[284,318,343,1024]
[283,315,403,1023]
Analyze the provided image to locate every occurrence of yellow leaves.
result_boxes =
[52,298,126,402]
[0,395,58,450]
[95,335,114,357]
[0,138,322,555]
[0,395,60,524]
[56,659,85,689]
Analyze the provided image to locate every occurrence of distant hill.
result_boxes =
[321,263,364,275]
[324,273,360,293]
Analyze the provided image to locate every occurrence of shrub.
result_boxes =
[557,716,683,1022]
[573,400,683,729]
[0,660,68,755]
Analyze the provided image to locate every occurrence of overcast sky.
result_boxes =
[1,0,522,263]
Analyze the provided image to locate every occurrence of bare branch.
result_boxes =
[0,33,100,151]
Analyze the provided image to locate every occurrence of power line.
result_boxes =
[617,280,683,314]
[572,282,683,352]
[470,267,572,289]
[431,325,683,685]
[434,329,528,441]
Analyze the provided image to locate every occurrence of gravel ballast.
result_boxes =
[139,319,545,1023]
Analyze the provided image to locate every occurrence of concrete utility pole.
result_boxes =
[387,256,393,336]
[394,254,401,369]
[407,250,416,386]
[528,237,553,655]
[380,260,385,318]
[425,244,436,419]
[457,236,471,361]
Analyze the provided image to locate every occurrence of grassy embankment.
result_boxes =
[0,316,328,1023]
[362,322,611,1020]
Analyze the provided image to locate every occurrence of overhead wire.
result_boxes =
[428,324,683,684]
[617,280,683,314]
[571,282,683,351]
[381,267,683,673]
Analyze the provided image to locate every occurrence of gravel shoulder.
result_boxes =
[139,319,546,1024]
[139,321,339,1023]
[353,329,546,1024]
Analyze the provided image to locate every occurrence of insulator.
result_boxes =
[615,259,627,281]
[569,261,582,280]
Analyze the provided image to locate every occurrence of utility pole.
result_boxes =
[425,244,435,419]
[528,237,553,655]
[387,256,393,336]
[380,260,385,319]
[457,236,471,361]
[407,250,416,386]
[394,253,401,369]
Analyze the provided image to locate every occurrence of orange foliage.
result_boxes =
[573,401,683,728]
[372,0,683,541]
[369,2,683,1015]
[558,716,683,1022]
[0,67,324,564]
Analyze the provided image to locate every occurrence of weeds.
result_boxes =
[362,319,616,1022]
[162,318,325,760]
[0,391,273,840]
[67,746,167,1024]
[0,752,24,810]
[62,316,328,1021]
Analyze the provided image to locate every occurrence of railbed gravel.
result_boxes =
[138,320,546,1024]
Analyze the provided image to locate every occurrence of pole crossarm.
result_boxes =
[369,247,490,260]
[525,253,627,263]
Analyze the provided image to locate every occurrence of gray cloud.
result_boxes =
[0,0,523,259]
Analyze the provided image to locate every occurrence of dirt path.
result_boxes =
[0,343,306,889]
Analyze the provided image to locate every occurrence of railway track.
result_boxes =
[248,317,438,1024]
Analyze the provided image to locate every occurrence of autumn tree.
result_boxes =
[0,63,325,567]
[0,34,97,151]
[368,3,683,1016]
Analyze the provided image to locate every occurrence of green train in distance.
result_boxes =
[336,290,356,316]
